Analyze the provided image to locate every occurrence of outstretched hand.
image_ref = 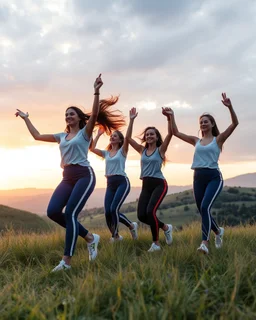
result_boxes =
[15,109,29,119]
[162,107,173,117]
[94,74,103,91]
[221,93,232,108]
[129,107,138,120]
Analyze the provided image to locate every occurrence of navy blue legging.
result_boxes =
[137,177,168,242]
[47,165,96,256]
[193,168,223,241]
[104,175,132,237]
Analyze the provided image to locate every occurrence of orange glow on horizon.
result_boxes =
[0,146,255,190]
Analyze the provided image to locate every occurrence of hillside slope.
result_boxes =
[0,205,52,233]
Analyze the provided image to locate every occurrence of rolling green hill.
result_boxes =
[0,205,52,233]
[80,186,256,228]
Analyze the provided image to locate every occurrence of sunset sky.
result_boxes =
[1,0,255,190]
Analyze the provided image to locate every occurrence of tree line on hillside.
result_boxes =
[79,187,256,226]
[213,203,256,226]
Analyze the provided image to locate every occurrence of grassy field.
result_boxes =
[0,223,256,319]
[80,207,199,230]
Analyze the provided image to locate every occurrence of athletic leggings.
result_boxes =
[193,168,223,241]
[47,164,96,256]
[104,175,132,237]
[138,177,168,241]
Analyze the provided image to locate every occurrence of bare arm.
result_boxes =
[85,74,103,138]
[90,127,104,158]
[159,107,173,156]
[15,109,56,142]
[170,109,198,146]
[122,135,129,157]
[217,93,239,148]
[126,108,144,154]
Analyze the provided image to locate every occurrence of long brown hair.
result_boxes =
[65,96,125,133]
[199,113,220,137]
[199,113,222,150]
[140,126,166,165]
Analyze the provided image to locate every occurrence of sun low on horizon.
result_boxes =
[1,141,256,191]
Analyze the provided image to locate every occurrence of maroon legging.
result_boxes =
[137,177,168,241]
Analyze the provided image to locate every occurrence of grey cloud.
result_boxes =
[0,0,255,165]
[119,0,204,25]
[0,5,9,22]
[73,0,112,13]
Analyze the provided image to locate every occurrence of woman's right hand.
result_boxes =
[15,109,29,119]
[129,107,138,120]
[162,107,174,118]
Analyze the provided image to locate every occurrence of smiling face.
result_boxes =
[109,130,124,148]
[145,128,158,145]
[65,108,81,127]
[199,116,214,135]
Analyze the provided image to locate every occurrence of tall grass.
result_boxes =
[0,223,256,319]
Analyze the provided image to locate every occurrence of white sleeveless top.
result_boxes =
[101,147,127,177]
[191,137,220,169]
[140,148,165,179]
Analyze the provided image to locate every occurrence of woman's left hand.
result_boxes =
[94,74,103,92]
[221,93,232,108]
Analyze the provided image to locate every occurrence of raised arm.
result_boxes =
[90,126,105,158]
[85,74,103,138]
[216,93,239,148]
[159,107,173,156]
[15,109,56,142]
[170,109,198,146]
[125,108,144,154]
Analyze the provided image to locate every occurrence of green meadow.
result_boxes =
[0,223,256,319]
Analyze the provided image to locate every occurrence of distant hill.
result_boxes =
[224,172,256,187]
[0,185,191,215]
[0,172,255,215]
[81,186,256,228]
[0,205,52,233]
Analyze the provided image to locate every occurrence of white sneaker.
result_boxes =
[130,222,138,240]
[148,243,161,252]
[87,233,100,261]
[110,235,123,243]
[197,243,209,255]
[164,224,173,245]
[51,260,71,272]
[215,227,224,249]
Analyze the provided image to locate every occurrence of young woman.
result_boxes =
[169,93,239,254]
[15,75,126,271]
[90,126,138,241]
[126,107,173,252]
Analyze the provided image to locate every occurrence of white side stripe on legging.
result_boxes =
[206,171,223,241]
[70,167,94,256]
[114,176,130,237]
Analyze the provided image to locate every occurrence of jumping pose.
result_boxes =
[16,75,125,271]
[90,126,138,241]
[126,107,173,252]
[169,93,239,254]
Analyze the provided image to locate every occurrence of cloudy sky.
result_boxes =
[0,0,255,190]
